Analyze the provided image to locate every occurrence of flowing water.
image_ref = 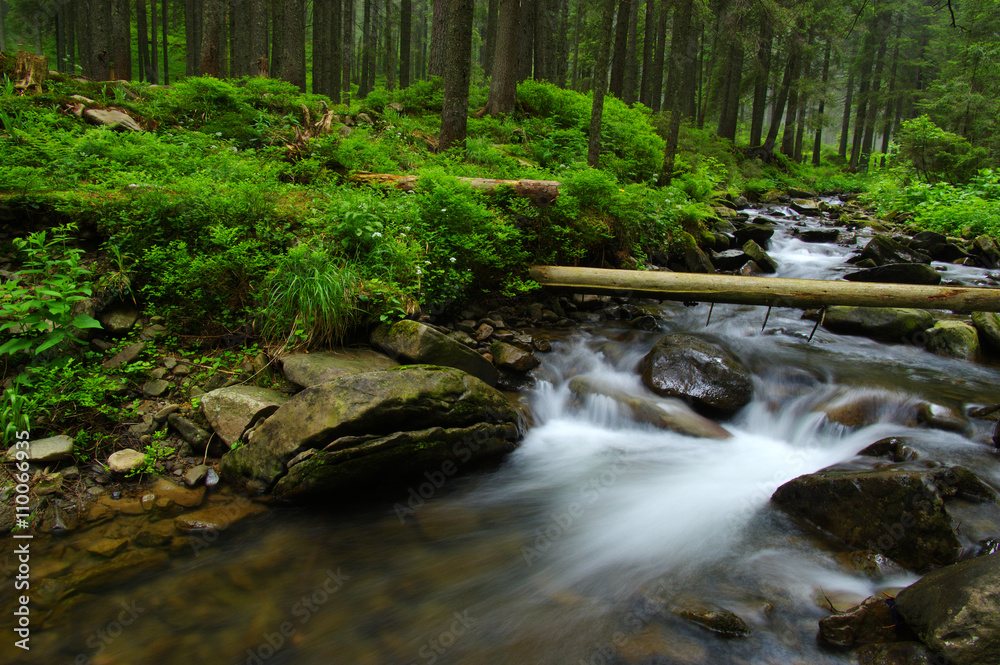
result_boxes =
[5,205,1000,665]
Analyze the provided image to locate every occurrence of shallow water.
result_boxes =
[4,207,1000,665]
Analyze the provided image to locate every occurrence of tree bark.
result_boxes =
[761,46,794,155]
[89,0,111,80]
[438,0,473,152]
[587,0,617,167]
[812,38,831,166]
[749,16,771,146]
[277,0,305,90]
[481,0,520,115]
[622,0,640,103]
[137,0,150,81]
[200,0,222,76]
[149,0,158,81]
[162,0,170,83]
[76,0,92,77]
[528,265,1000,313]
[428,0,447,77]
[483,0,498,76]
[650,1,666,112]
[400,0,412,87]
[0,1,6,53]
[359,0,373,95]
[658,0,694,184]
[516,0,534,81]
[639,0,654,106]
[838,68,854,158]
[313,0,330,93]
[608,0,629,98]
[384,0,396,90]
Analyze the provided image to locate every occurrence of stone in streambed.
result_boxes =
[818,595,897,647]
[173,500,267,532]
[371,319,499,386]
[567,375,731,439]
[925,320,980,360]
[794,228,840,243]
[860,235,932,266]
[972,311,1000,354]
[771,465,996,571]
[821,306,935,342]
[843,263,942,285]
[639,334,753,416]
[675,607,751,638]
[280,348,397,388]
[107,448,146,475]
[490,341,540,372]
[973,235,1000,269]
[734,223,776,248]
[741,239,778,273]
[200,385,288,446]
[4,434,75,463]
[854,642,938,665]
[908,230,969,263]
[895,553,1000,665]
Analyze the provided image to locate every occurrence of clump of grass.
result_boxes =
[260,244,362,349]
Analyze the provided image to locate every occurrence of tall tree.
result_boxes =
[385,0,396,90]
[313,0,331,93]
[588,0,617,166]
[428,0,448,76]
[649,1,666,111]
[480,0,519,115]
[200,0,222,76]
[161,0,169,82]
[400,0,412,87]
[608,0,630,98]
[438,0,473,151]
[517,0,534,81]
[812,38,831,165]
[621,0,640,103]
[639,0,655,106]
[278,0,306,90]
[483,0,498,76]
[0,1,6,53]
[749,13,772,147]
[658,0,695,184]
[137,0,150,80]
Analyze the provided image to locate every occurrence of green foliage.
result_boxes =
[127,430,176,478]
[896,115,987,184]
[0,224,102,359]
[260,245,362,348]
[1,383,30,447]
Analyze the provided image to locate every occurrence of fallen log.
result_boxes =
[351,173,561,206]
[528,265,1000,313]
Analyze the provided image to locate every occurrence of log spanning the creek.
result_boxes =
[351,173,561,206]
[528,265,1000,313]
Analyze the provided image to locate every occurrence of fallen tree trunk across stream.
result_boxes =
[528,265,1000,313]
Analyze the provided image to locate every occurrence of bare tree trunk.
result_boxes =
[556,0,569,86]
[517,0,534,81]
[76,0,92,77]
[483,0,498,76]
[588,0,617,166]
[400,0,412,87]
[622,0,640,103]
[658,0,694,183]
[162,0,169,82]
[608,0,629,98]
[438,0,473,151]
[650,1,666,111]
[812,38,831,166]
[761,48,795,154]
[313,0,329,93]
[428,0,447,76]
[384,0,396,90]
[0,1,6,53]
[481,0,519,115]
[137,0,150,81]
[278,0,305,90]
[838,69,854,158]
[639,0,655,106]
[749,17,771,146]
[570,0,582,89]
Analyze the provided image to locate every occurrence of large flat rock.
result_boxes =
[280,348,398,388]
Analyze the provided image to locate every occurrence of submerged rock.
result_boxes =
[371,320,499,386]
[567,375,731,439]
[821,306,935,342]
[220,366,524,497]
[490,341,540,372]
[639,334,754,416]
[675,607,751,638]
[895,553,1000,665]
[771,465,997,571]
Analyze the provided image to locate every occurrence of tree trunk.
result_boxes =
[384,0,396,90]
[780,45,800,157]
[812,38,831,166]
[313,0,329,93]
[570,0,582,89]
[428,0,447,77]
[556,0,569,87]
[343,0,354,96]
[838,68,854,158]
[639,0,655,106]
[658,0,694,184]
[400,0,412,87]
[860,13,890,169]
[622,0,640,103]
[162,0,170,83]
[200,0,222,76]
[0,1,6,53]
[761,47,795,154]
[527,265,1000,314]
[76,0,92,77]
[270,0,283,77]
[89,0,111,80]
[517,0,534,81]
[749,17,771,147]
[483,0,498,76]
[438,0,473,151]
[587,0,617,167]
[137,0,150,81]
[879,23,902,160]
[650,1,666,112]
[481,0,519,115]
[608,0,629,98]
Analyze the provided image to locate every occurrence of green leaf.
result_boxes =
[35,331,69,354]
[71,314,103,329]
[0,337,35,355]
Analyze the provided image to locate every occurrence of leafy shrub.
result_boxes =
[896,115,987,184]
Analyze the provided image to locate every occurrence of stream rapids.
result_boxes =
[5,202,1000,665]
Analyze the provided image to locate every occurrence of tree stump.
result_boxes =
[14,51,47,95]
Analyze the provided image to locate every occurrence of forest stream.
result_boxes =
[4,202,1000,665]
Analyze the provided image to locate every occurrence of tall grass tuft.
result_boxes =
[261,245,361,349]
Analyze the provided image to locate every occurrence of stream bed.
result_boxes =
[4,205,1000,665]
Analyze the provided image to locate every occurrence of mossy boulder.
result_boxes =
[821,306,935,342]
[772,466,996,571]
[895,553,1000,665]
[219,366,524,497]
[734,222,776,248]
[371,319,498,386]
[860,235,932,266]
[925,320,980,360]
[818,596,897,647]
[200,385,288,446]
[972,311,1000,354]
[639,334,753,416]
[280,348,398,388]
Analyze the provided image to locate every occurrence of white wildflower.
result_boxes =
[449,257,457,263]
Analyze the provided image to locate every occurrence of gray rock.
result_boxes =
[843,263,942,285]
[683,244,716,273]
[567,376,730,439]
[183,464,211,487]
[101,341,146,369]
[772,466,996,571]
[4,434,75,463]
[107,449,146,474]
[925,320,980,360]
[972,311,1000,354]
[167,414,210,447]
[973,235,1000,269]
[854,642,938,665]
[98,305,139,334]
[280,348,398,388]
[860,235,932,266]
[711,249,752,272]
[741,239,778,273]
[172,363,191,376]
[734,223,776,248]
[821,306,935,342]
[818,596,897,647]
[200,385,288,446]
[150,367,168,380]
[794,228,840,243]
[490,341,540,372]
[220,366,524,497]
[153,404,181,423]
[909,230,969,262]
[895,554,1000,665]
[371,320,499,386]
[81,108,143,131]
[142,379,171,397]
[639,334,754,415]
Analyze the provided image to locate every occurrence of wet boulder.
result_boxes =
[818,596,898,647]
[855,642,938,665]
[789,199,822,216]
[567,375,731,439]
[220,366,524,498]
[734,223,776,249]
[860,235,932,266]
[639,334,754,416]
[711,249,752,272]
[371,319,499,386]
[793,227,840,243]
[925,320,980,360]
[908,230,969,263]
[821,306,935,342]
[200,385,289,447]
[490,341,540,372]
[973,235,1000,269]
[771,465,996,571]
[972,311,1000,354]
[741,240,778,273]
[843,263,942,286]
[280,348,397,388]
[895,553,1000,665]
